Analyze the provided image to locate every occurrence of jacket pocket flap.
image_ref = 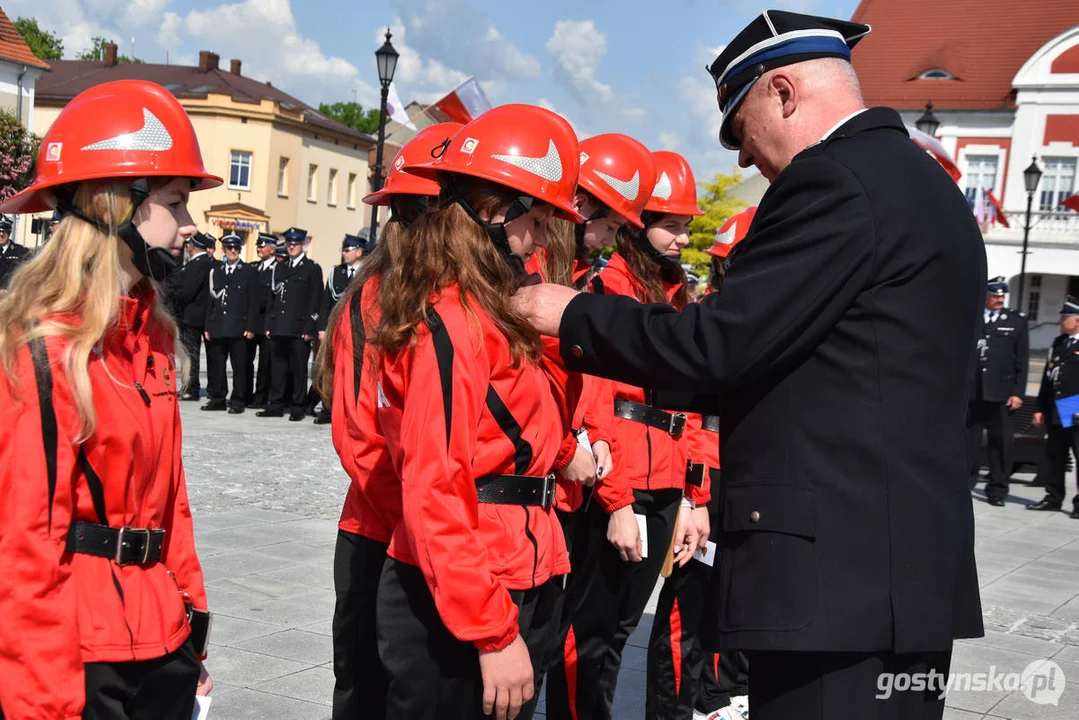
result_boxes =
[722,484,816,538]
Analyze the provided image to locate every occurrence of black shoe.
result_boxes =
[987,497,1006,507]
[1027,499,1063,511]
[256,408,284,418]
[201,399,227,411]
[313,413,331,425]
[1071,508,1079,520]
[289,411,306,422]
[180,392,200,401]
[228,406,245,415]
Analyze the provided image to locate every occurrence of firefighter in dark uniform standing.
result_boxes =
[0,216,31,290]
[259,227,322,420]
[247,233,279,408]
[1030,297,1079,518]
[313,233,366,425]
[967,276,1029,504]
[202,234,260,414]
[167,231,215,400]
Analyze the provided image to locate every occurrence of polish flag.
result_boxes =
[432,77,492,124]
[1063,194,1079,213]
[985,190,1010,228]
[386,81,416,130]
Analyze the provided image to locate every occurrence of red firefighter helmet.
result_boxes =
[0,80,222,214]
[708,206,757,258]
[410,104,584,222]
[363,122,463,206]
[644,151,704,217]
[576,133,657,228]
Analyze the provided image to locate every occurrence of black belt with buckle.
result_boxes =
[66,521,166,566]
[702,415,720,433]
[476,473,557,510]
[686,463,721,488]
[614,399,686,437]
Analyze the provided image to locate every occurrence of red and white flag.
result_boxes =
[1063,194,1079,213]
[432,77,492,124]
[985,190,1010,228]
[386,82,416,130]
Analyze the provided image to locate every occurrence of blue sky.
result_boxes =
[15,0,862,178]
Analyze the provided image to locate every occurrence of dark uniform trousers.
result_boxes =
[1044,424,1079,510]
[966,399,1014,497]
[179,325,204,396]
[206,336,248,409]
[377,560,562,720]
[269,336,311,410]
[245,334,271,406]
[545,487,681,720]
[332,531,389,720]
[647,492,749,720]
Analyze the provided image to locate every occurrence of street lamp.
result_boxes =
[368,28,399,244]
[1017,156,1043,314]
[916,101,940,137]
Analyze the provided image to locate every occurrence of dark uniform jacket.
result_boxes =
[973,309,1029,403]
[204,261,260,339]
[318,264,356,334]
[164,252,213,329]
[558,108,986,654]
[250,258,277,336]
[267,255,323,337]
[1037,334,1079,425]
[0,241,31,288]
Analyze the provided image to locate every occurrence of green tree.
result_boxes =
[13,17,63,60]
[684,170,747,275]
[0,109,42,202]
[77,36,142,63]
[319,102,380,134]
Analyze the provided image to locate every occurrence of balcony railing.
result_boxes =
[985,210,1079,244]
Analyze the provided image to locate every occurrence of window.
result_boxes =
[228,150,252,191]
[917,68,956,80]
[277,157,290,197]
[964,155,998,204]
[328,168,339,206]
[347,173,358,209]
[1027,275,1042,323]
[307,164,318,202]
[1039,157,1077,212]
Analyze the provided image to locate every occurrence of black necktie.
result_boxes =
[348,267,354,279]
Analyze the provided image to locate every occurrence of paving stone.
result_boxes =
[234,629,334,666]
[210,574,315,601]
[204,687,330,720]
[203,646,309,687]
[256,561,335,591]
[252,666,336,706]
[198,525,305,551]
[199,549,303,581]
[961,630,1065,659]
[253,541,334,565]
[206,614,288,647]
[981,657,1079,719]
[213,596,334,629]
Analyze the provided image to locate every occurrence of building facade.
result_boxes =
[0,8,49,132]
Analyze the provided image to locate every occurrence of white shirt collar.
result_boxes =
[190,250,208,260]
[291,253,306,267]
[260,258,275,269]
[820,109,870,143]
[225,259,241,269]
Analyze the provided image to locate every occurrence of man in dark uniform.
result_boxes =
[967,276,1029,504]
[0,216,31,290]
[312,233,367,424]
[1030,297,1079,518]
[202,234,260,414]
[514,11,985,720]
[258,227,323,421]
[246,233,279,409]
[166,231,215,400]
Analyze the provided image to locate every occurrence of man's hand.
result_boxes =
[692,506,710,551]
[1006,396,1024,411]
[302,334,313,342]
[560,443,597,487]
[511,283,580,336]
[607,506,643,562]
[673,505,699,568]
[243,331,254,340]
[478,635,534,720]
[1032,412,1044,427]
[592,440,613,481]
[203,331,210,341]
[319,330,326,341]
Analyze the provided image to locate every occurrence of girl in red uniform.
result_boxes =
[0,80,216,720]
[316,122,461,720]
[370,105,583,720]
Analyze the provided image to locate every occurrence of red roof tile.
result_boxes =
[0,7,51,70]
[850,0,1079,110]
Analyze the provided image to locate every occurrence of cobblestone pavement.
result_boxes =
[181,401,1079,719]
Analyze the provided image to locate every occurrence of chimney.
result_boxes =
[230,59,242,76]
[104,42,118,67]
[198,50,220,73]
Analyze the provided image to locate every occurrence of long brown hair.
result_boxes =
[541,217,578,288]
[371,174,542,364]
[615,219,690,309]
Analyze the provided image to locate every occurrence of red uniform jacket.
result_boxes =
[0,287,207,720]
[331,275,400,543]
[376,285,570,652]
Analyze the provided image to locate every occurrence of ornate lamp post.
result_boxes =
[368,28,399,244]
[1018,156,1043,313]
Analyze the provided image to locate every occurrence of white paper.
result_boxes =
[635,513,648,558]
[694,540,717,567]
[192,695,212,720]
[576,428,592,452]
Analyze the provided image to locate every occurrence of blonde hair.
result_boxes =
[0,181,183,441]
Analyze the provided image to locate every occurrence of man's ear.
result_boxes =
[770,71,798,119]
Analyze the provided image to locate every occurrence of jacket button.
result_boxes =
[570,344,584,359]
[749,510,761,523]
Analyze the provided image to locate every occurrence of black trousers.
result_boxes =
[0,640,200,720]
[179,324,204,395]
[246,335,270,406]
[546,487,682,720]
[647,495,748,719]
[1045,424,1079,509]
[206,336,248,409]
[967,399,1015,498]
[746,649,952,720]
[268,336,311,410]
[377,559,562,720]
[332,530,390,720]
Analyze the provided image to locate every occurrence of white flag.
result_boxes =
[386,82,416,130]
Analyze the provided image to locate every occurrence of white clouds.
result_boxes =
[546,20,612,103]
[379,21,469,104]
[678,75,723,141]
[657,131,681,151]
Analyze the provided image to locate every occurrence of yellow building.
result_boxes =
[29,45,376,271]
